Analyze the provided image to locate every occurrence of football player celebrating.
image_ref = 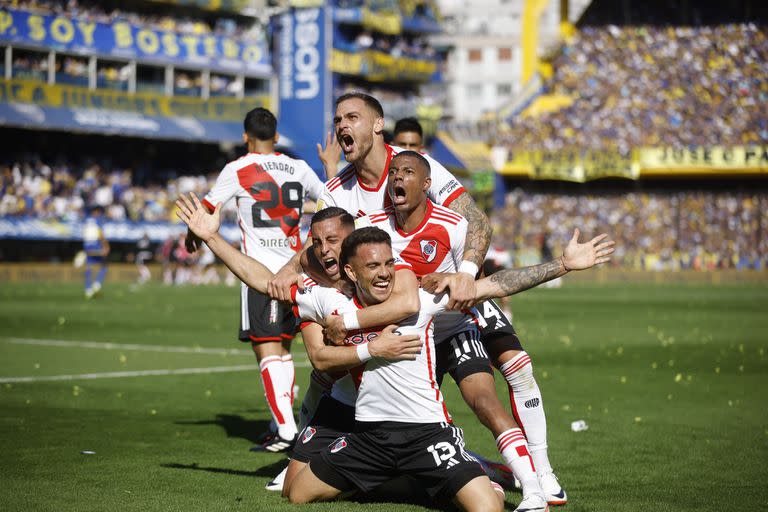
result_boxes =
[175,192,614,512]
[285,92,574,505]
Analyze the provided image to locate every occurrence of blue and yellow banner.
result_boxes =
[497,146,768,181]
[0,8,270,75]
[0,79,267,121]
[0,79,270,143]
[330,49,436,82]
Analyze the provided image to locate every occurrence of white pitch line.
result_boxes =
[1,337,308,359]
[0,362,311,384]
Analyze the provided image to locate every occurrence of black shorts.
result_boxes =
[435,329,492,386]
[475,300,524,352]
[311,421,485,499]
[292,395,355,463]
[238,285,297,343]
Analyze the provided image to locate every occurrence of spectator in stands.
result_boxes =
[499,24,768,153]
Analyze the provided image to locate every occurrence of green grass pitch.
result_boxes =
[0,281,766,511]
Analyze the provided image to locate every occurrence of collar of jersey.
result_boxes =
[247,151,281,155]
[356,144,393,192]
[395,199,433,237]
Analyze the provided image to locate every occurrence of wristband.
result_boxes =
[342,311,361,331]
[458,260,479,277]
[356,343,372,362]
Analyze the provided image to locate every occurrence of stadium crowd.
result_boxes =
[500,24,768,153]
[0,159,234,223]
[2,155,765,272]
[6,0,265,42]
[493,187,768,271]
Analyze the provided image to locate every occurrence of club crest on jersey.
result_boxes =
[420,240,439,263]
[302,427,317,444]
[330,437,347,453]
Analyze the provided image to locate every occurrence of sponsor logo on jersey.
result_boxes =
[330,436,347,453]
[524,398,540,408]
[420,239,438,263]
[302,427,317,444]
[344,331,379,346]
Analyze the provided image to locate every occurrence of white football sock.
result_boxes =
[259,355,297,440]
[281,353,296,405]
[500,351,553,474]
[495,427,542,497]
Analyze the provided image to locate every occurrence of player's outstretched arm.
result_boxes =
[302,323,421,372]
[317,131,342,180]
[323,268,420,344]
[474,228,615,301]
[175,192,273,294]
[444,191,493,310]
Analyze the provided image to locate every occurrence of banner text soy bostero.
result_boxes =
[0,8,270,75]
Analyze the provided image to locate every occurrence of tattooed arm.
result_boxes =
[441,191,493,309]
[447,191,492,268]
[475,259,568,300]
[423,228,616,303]
[476,228,615,300]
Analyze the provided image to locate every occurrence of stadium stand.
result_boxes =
[499,23,767,153]
[493,184,767,272]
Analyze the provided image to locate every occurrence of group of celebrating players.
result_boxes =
[175,93,615,512]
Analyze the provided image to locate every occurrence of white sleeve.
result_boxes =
[300,161,326,201]
[291,285,332,323]
[450,217,468,267]
[203,165,238,210]
[314,186,336,212]
[354,214,373,229]
[423,153,466,207]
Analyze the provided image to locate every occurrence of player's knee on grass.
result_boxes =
[453,476,504,512]
[459,373,517,434]
[282,459,307,498]
[286,463,342,504]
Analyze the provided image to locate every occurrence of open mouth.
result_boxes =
[338,133,355,154]
[391,185,407,205]
[372,279,390,291]
[323,257,339,276]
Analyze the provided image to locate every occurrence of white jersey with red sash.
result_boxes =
[356,202,478,343]
[203,152,324,273]
[291,283,453,424]
[316,145,465,218]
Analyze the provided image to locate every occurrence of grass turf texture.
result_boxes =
[0,281,766,511]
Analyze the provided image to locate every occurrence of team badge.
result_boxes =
[302,427,317,444]
[330,437,348,453]
[420,240,438,263]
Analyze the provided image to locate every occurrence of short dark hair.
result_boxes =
[340,227,392,270]
[310,207,355,230]
[392,150,431,176]
[335,92,384,118]
[243,107,277,140]
[394,117,423,138]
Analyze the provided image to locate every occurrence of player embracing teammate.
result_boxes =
[264,93,611,509]
[177,94,616,511]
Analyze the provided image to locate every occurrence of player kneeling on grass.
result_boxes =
[176,193,614,511]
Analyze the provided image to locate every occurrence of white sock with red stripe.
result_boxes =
[259,355,297,440]
[500,351,553,475]
[281,354,295,405]
[495,427,542,498]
